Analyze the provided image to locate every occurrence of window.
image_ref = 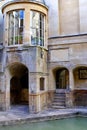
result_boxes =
[79,68,87,79]
[30,11,45,46]
[40,77,45,90]
[8,10,24,45]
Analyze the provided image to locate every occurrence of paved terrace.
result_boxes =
[0,105,87,126]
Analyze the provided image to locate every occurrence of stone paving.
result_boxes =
[0,105,87,126]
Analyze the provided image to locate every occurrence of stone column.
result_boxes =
[69,70,74,90]
[29,73,41,114]
[24,8,30,45]
[66,70,74,108]
[5,69,11,111]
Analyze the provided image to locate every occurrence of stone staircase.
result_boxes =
[52,92,66,109]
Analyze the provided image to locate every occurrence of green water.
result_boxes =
[0,117,87,130]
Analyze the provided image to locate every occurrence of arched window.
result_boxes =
[40,77,45,90]
[30,11,45,46]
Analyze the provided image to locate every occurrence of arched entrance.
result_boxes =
[56,68,69,90]
[9,62,29,106]
[73,66,87,106]
[73,66,87,89]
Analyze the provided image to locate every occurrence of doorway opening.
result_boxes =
[9,62,29,107]
[56,68,69,89]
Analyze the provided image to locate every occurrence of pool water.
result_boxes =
[0,117,87,130]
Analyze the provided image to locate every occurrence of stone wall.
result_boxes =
[0,2,4,43]
[46,0,87,37]
[0,46,6,111]
[73,90,87,106]
[45,0,59,37]
[47,90,55,107]
[0,92,6,111]
[65,90,74,108]
[59,0,79,35]
[79,0,87,33]
[40,92,48,110]
[4,45,48,113]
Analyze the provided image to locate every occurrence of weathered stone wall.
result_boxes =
[40,92,48,110]
[47,90,55,107]
[0,1,4,44]
[0,49,4,73]
[73,90,87,106]
[59,0,79,35]
[1,0,48,113]
[48,36,87,90]
[46,0,87,37]
[79,0,87,33]
[4,45,48,113]
[65,90,74,108]
[45,0,59,37]
[0,92,5,110]
[9,47,46,76]
[0,45,6,110]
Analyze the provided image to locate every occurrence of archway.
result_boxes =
[73,66,87,106]
[9,62,29,106]
[56,68,69,89]
[73,66,87,89]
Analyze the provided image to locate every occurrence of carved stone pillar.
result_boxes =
[66,70,74,108]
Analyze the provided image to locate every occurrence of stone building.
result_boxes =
[0,0,87,113]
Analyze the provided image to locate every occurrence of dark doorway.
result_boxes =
[10,77,21,104]
[56,68,69,89]
[10,63,29,105]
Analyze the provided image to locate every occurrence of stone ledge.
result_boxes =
[0,108,87,126]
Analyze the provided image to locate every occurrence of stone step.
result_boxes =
[54,99,65,102]
[54,96,65,100]
[52,102,65,106]
[55,93,65,95]
[53,99,65,102]
[52,106,66,109]
[54,95,65,97]
[51,92,66,109]
[54,94,66,97]
[54,96,65,99]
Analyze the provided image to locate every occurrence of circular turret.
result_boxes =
[4,0,45,5]
[2,0,48,48]
[30,0,45,4]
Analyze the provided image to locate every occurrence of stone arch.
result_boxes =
[73,65,87,89]
[52,66,69,90]
[73,65,87,106]
[72,64,87,70]
[5,62,29,109]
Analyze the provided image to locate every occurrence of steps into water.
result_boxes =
[51,92,66,109]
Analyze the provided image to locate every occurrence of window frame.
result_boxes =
[30,10,45,47]
[8,9,24,46]
[40,77,45,91]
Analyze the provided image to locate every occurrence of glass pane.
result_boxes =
[8,10,24,45]
[30,11,45,46]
